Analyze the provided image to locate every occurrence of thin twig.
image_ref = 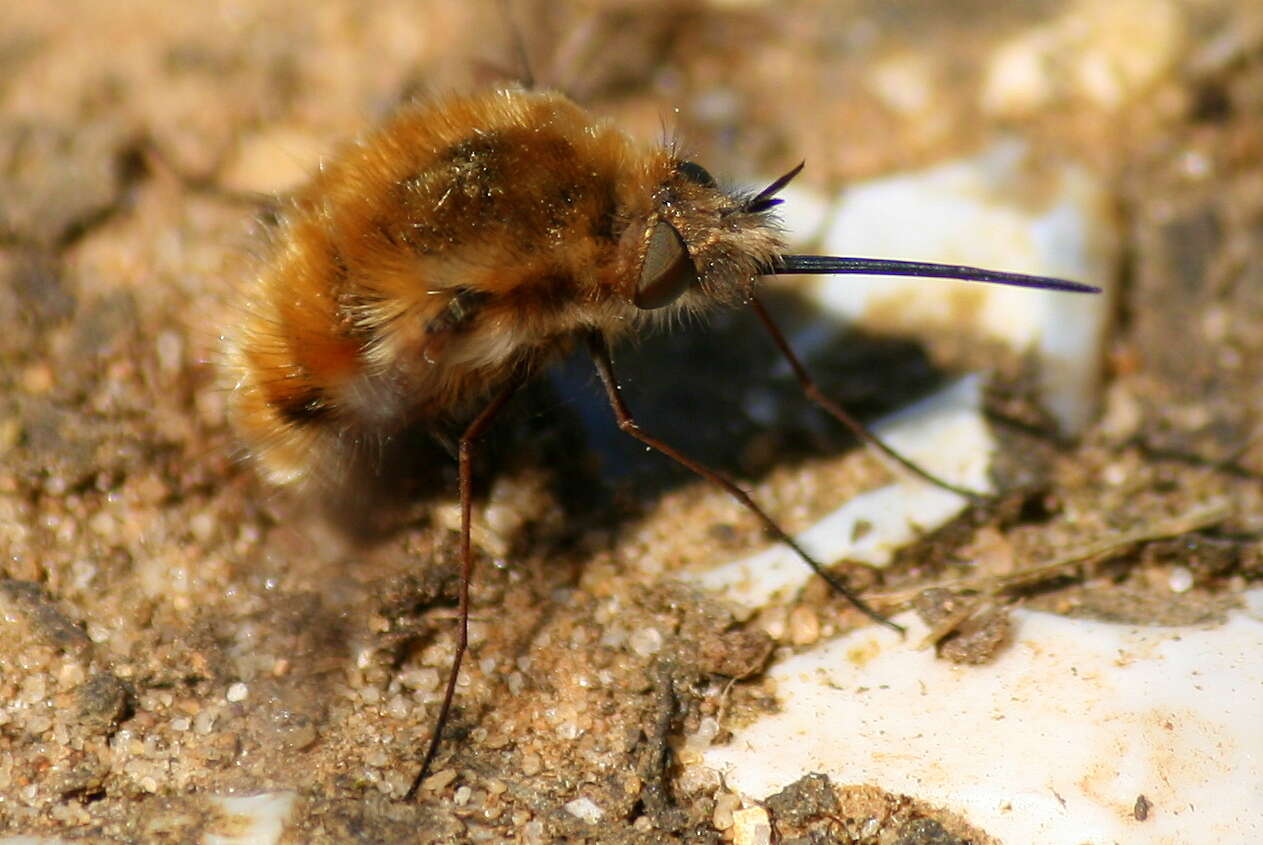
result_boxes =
[872,498,1234,606]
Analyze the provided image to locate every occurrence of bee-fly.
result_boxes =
[220,87,1097,799]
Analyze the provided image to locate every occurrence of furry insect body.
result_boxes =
[223,89,782,486]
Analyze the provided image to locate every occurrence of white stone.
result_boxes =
[801,139,1116,434]
[628,626,664,657]
[705,602,1263,844]
[1167,566,1194,594]
[683,376,988,609]
[204,792,298,845]
[563,796,604,824]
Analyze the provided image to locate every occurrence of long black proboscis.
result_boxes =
[771,254,1101,294]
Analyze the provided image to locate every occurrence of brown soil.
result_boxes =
[2,1,1260,842]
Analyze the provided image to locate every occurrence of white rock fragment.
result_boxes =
[1167,566,1194,594]
[628,625,664,657]
[802,139,1116,434]
[1244,589,1263,622]
[563,796,604,824]
[705,601,1263,845]
[683,376,989,609]
[204,792,298,845]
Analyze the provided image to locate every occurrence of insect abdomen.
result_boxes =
[224,89,669,487]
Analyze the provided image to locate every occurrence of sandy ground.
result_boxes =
[1,1,1261,842]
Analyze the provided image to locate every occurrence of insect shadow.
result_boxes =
[548,284,950,509]
[314,281,948,576]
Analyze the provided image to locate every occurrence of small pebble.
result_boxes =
[713,792,741,830]
[628,626,663,657]
[422,768,457,793]
[1167,566,1194,594]
[732,806,772,845]
[564,796,604,824]
[788,606,821,646]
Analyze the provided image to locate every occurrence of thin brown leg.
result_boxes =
[748,295,986,504]
[407,378,521,801]
[586,332,901,633]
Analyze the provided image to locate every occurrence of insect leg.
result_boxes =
[407,377,522,801]
[747,295,987,504]
[586,331,901,633]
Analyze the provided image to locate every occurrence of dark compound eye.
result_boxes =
[677,160,716,188]
[634,219,700,309]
